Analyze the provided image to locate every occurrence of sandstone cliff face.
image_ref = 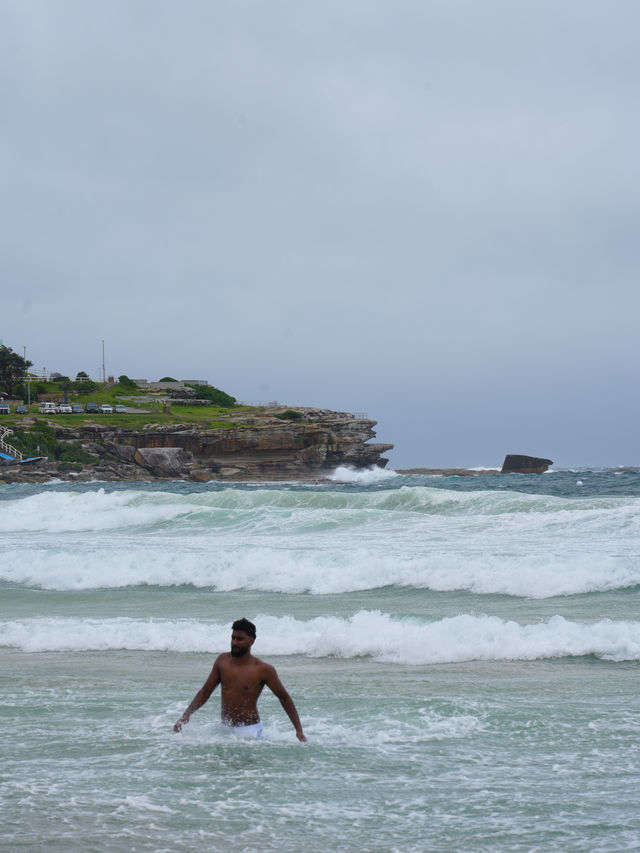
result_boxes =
[2,408,393,482]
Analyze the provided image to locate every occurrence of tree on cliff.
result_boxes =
[185,383,236,407]
[0,345,32,396]
[118,375,138,389]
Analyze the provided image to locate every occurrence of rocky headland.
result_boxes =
[0,407,393,483]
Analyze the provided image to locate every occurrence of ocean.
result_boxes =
[2,466,640,852]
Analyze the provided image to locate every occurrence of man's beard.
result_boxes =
[231,645,248,657]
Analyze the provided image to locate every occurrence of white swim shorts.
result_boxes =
[224,721,264,739]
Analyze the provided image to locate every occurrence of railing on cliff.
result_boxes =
[0,426,23,462]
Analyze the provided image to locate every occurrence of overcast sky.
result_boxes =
[2,1,639,468]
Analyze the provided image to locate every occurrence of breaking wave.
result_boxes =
[2,611,639,663]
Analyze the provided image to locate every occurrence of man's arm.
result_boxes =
[264,665,307,742]
[174,657,222,732]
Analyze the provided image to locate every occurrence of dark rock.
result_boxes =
[116,444,137,463]
[134,446,195,477]
[83,442,107,457]
[170,387,197,399]
[103,440,120,458]
[501,454,553,474]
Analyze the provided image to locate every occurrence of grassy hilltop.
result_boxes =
[1,377,319,470]
[4,377,249,429]
[2,378,245,465]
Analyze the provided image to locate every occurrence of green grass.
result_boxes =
[2,405,254,430]
[3,383,282,432]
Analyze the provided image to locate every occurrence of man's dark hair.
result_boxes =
[232,617,256,638]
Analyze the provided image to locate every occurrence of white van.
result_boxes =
[39,402,57,414]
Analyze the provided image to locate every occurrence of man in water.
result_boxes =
[174,618,307,741]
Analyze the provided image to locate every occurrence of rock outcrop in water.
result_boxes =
[0,407,393,483]
[501,454,553,474]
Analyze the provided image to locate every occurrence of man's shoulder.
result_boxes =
[253,657,277,678]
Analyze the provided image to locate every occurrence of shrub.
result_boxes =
[8,425,91,464]
[9,424,57,457]
[118,375,138,389]
[75,379,99,395]
[29,381,50,399]
[56,441,92,463]
[275,409,303,421]
[185,384,236,407]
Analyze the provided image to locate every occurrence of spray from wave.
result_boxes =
[329,466,399,484]
[2,611,639,663]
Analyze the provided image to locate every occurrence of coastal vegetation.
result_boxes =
[8,423,92,464]
[275,409,303,421]
[184,383,236,407]
[117,375,138,390]
[0,345,32,396]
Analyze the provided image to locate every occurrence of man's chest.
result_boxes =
[220,669,265,694]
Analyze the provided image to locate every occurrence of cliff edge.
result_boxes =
[0,407,393,483]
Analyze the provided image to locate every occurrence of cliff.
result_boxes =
[0,407,393,483]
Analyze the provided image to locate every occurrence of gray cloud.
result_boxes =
[2,1,639,466]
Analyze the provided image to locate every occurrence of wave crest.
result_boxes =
[2,611,639,663]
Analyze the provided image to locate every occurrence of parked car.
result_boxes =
[0,403,10,414]
[71,404,85,413]
[15,405,28,414]
[57,403,73,414]
[100,403,113,413]
[39,402,57,414]
[114,404,127,413]
[85,402,99,414]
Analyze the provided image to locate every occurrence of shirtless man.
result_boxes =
[173,618,306,741]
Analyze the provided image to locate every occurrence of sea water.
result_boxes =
[2,467,640,852]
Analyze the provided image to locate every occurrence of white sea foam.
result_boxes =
[177,709,480,748]
[329,465,399,484]
[2,544,640,597]
[0,488,189,533]
[2,611,640,662]
[2,484,639,596]
[1,482,637,533]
